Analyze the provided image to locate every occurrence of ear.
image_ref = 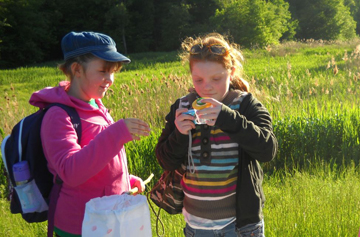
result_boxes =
[230,66,236,80]
[71,62,83,78]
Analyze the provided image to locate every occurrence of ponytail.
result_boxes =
[231,77,249,92]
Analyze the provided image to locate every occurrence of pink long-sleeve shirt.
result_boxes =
[30,81,134,234]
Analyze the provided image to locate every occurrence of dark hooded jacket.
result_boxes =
[156,90,278,228]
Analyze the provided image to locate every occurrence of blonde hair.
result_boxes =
[179,33,249,92]
[58,53,123,80]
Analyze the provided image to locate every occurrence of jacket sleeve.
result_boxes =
[155,99,189,171]
[215,93,278,162]
[41,107,133,187]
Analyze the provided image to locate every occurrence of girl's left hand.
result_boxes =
[196,98,222,126]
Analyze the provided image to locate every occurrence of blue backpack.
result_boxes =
[1,103,81,236]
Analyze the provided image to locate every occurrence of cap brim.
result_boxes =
[92,50,131,64]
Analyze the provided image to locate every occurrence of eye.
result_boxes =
[193,76,202,82]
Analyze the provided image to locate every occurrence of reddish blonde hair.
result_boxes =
[180,33,249,92]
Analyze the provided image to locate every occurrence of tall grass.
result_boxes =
[0,164,358,237]
[1,39,360,236]
[264,162,360,237]
[267,101,360,171]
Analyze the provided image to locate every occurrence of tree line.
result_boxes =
[0,0,359,69]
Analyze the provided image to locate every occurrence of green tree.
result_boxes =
[126,0,155,52]
[104,2,130,54]
[270,0,298,41]
[185,0,223,36]
[210,0,295,47]
[0,0,129,67]
[48,0,123,58]
[151,0,221,51]
[287,0,356,40]
[0,0,56,68]
[157,2,191,51]
[344,0,360,35]
[0,5,11,51]
[356,5,360,35]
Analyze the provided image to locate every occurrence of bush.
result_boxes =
[210,0,296,47]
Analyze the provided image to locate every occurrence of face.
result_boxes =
[73,58,116,101]
[191,60,234,102]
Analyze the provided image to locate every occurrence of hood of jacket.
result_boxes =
[29,81,107,114]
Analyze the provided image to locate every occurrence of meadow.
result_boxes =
[0,39,360,236]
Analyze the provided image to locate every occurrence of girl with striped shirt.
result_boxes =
[155,33,277,237]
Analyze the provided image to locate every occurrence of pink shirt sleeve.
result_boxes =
[41,107,132,187]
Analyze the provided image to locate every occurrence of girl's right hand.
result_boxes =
[175,108,196,135]
[124,118,151,140]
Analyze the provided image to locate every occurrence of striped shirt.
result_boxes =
[180,95,244,230]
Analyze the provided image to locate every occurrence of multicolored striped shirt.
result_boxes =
[180,94,245,230]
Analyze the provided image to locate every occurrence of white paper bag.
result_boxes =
[82,194,152,237]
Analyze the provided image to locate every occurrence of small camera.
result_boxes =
[183,109,209,125]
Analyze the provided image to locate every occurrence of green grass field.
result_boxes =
[0,39,360,236]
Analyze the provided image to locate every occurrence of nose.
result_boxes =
[104,73,114,84]
[203,80,212,90]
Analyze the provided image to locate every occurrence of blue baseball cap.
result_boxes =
[61,31,130,63]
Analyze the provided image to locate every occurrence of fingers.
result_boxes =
[195,100,222,126]
[196,98,221,116]
[176,121,196,135]
[175,119,196,135]
[205,118,216,126]
[175,108,196,134]
[199,98,221,107]
[197,107,220,118]
[124,118,151,140]
[131,180,145,196]
[197,105,221,119]
[176,108,189,118]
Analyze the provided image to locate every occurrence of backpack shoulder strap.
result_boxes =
[45,103,82,144]
[44,103,81,237]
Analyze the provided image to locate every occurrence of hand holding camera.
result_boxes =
[183,97,213,125]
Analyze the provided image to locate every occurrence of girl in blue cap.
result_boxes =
[155,33,277,237]
[29,31,151,236]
